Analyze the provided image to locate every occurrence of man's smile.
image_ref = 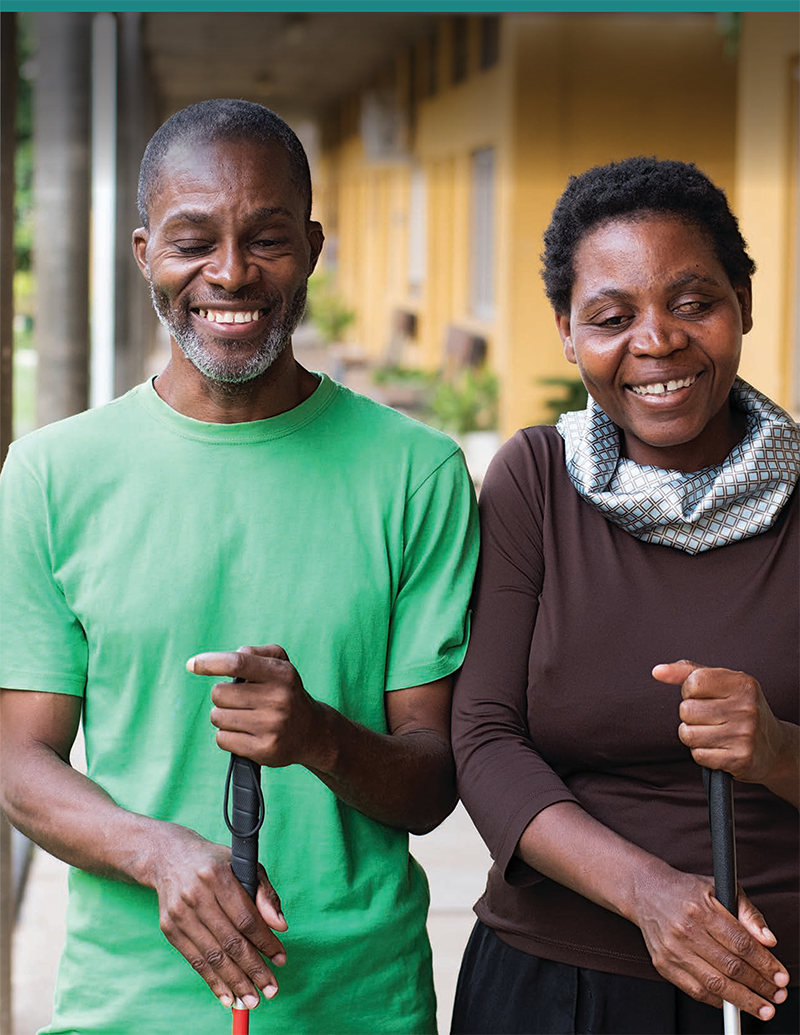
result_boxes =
[195,307,266,325]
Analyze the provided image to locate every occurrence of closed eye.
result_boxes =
[597,314,630,328]
[173,241,212,255]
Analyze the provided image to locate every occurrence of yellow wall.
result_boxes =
[501,12,737,436]
[317,12,796,438]
[736,12,799,413]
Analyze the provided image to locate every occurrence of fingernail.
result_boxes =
[759,1005,775,1020]
[271,952,287,966]
[774,988,787,1004]
[219,995,233,1008]
[278,911,287,924]
[774,971,789,986]
[186,658,196,673]
[262,984,278,999]
[243,994,259,1009]
[762,925,775,939]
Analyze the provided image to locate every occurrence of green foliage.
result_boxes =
[13,346,36,440]
[538,375,589,424]
[429,366,499,435]
[371,364,434,388]
[12,13,37,440]
[305,270,356,345]
[15,13,35,274]
[370,363,499,433]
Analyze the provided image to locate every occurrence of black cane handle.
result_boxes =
[223,678,264,902]
[703,767,737,914]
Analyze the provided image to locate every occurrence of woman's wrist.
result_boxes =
[760,720,800,807]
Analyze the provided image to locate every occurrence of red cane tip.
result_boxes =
[232,1005,249,1035]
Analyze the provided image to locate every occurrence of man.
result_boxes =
[0,99,478,1035]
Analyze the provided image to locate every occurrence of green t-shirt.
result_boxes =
[0,374,479,1035]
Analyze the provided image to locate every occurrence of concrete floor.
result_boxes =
[11,804,490,1035]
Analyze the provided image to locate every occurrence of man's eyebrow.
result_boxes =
[162,206,295,227]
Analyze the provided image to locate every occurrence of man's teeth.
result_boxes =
[197,309,261,324]
[630,375,698,396]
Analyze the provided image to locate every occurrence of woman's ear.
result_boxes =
[555,311,576,364]
[735,280,753,335]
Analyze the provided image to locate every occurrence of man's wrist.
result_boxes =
[302,699,342,775]
[121,814,198,889]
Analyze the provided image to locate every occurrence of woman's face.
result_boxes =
[556,214,752,472]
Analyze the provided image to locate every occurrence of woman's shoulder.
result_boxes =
[478,424,582,554]
[484,424,570,497]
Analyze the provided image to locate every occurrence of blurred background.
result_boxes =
[0,8,798,1034]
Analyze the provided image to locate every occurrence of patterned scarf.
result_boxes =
[556,378,800,554]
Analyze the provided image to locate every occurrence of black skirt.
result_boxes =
[451,921,799,1035]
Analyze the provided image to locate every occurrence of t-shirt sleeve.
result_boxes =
[383,447,479,691]
[451,430,577,884]
[0,442,88,694]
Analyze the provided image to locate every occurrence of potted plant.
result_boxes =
[305,270,356,346]
[429,366,501,484]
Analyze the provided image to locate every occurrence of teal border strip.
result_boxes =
[1,2,798,14]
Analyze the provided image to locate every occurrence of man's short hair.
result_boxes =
[137,98,313,229]
[541,156,756,316]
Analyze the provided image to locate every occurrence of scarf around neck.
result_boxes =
[556,377,800,554]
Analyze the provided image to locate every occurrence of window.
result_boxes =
[425,31,438,99]
[480,15,500,70]
[408,166,427,297]
[452,16,468,84]
[470,148,495,320]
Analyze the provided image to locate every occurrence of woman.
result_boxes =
[451,157,799,1035]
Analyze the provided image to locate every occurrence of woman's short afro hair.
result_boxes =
[541,156,755,316]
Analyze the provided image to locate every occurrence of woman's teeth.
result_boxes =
[630,374,698,396]
[197,309,261,324]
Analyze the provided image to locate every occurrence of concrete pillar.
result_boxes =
[114,11,159,395]
[1,13,15,464]
[1,13,17,1031]
[33,13,92,426]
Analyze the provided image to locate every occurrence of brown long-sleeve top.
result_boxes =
[451,425,799,981]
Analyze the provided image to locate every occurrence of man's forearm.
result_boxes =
[2,738,179,887]
[305,702,456,834]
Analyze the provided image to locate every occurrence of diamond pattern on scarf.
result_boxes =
[556,378,800,554]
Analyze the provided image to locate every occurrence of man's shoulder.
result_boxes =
[9,384,146,465]
[329,380,461,460]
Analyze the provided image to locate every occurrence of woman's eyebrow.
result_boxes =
[666,271,725,291]
[580,271,726,311]
[579,286,634,311]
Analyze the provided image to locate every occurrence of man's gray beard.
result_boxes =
[149,282,307,384]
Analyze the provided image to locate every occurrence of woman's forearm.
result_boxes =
[762,720,800,807]
[516,800,666,922]
[516,801,790,1022]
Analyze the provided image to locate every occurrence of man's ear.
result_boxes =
[307,221,324,276]
[132,228,150,280]
[555,311,576,364]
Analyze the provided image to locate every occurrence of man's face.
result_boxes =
[133,137,322,384]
